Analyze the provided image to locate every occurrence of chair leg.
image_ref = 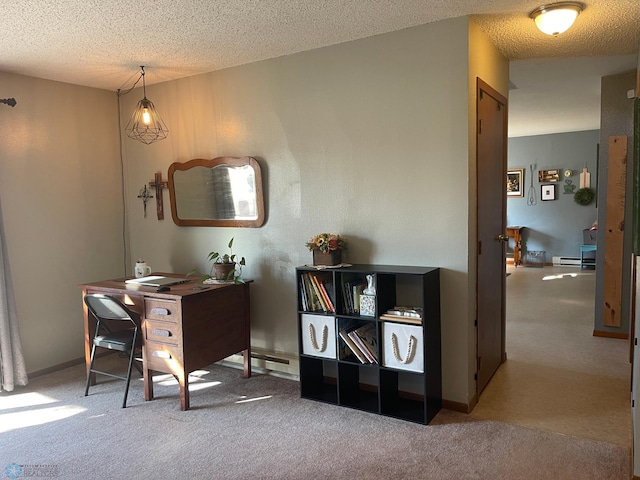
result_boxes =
[84,343,98,397]
[122,332,138,408]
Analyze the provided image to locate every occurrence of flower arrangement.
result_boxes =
[306,233,347,253]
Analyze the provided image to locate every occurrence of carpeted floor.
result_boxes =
[0,265,631,479]
[471,266,632,448]
[0,355,630,479]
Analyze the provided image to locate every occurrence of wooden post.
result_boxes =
[603,135,628,327]
[149,172,168,220]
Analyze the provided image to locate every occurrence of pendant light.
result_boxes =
[125,66,169,145]
[530,2,584,36]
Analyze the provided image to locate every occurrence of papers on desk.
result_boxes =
[125,276,188,287]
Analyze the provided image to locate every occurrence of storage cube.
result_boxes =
[382,322,424,373]
[301,314,336,359]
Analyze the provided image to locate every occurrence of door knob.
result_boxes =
[496,234,509,242]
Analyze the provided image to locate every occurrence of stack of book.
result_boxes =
[338,321,378,364]
[379,306,423,325]
[341,279,367,314]
[300,273,335,313]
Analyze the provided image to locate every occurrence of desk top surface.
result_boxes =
[79,272,250,299]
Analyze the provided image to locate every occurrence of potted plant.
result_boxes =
[306,233,347,266]
[189,237,246,283]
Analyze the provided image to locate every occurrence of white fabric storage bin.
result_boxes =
[301,314,336,359]
[382,322,424,373]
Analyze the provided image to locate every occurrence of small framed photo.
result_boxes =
[541,184,556,201]
[507,168,524,197]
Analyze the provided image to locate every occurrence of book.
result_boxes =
[339,324,368,363]
[347,330,373,363]
[307,274,329,312]
[302,274,321,312]
[386,306,423,319]
[313,275,334,313]
[379,314,423,325]
[352,323,378,363]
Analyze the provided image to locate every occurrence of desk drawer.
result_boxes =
[145,341,183,371]
[144,299,180,323]
[145,320,181,345]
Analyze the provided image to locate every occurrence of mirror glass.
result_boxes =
[168,156,265,227]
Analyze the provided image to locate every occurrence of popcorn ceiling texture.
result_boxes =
[0,0,637,91]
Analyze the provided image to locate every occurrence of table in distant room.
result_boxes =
[506,226,525,267]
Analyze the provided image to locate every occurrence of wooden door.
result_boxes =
[476,78,508,394]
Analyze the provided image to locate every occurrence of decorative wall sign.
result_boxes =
[538,169,560,182]
[541,184,556,201]
[563,179,576,194]
[507,168,524,197]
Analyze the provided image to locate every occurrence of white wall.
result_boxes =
[0,73,122,372]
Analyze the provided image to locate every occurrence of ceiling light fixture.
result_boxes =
[124,66,168,145]
[530,2,584,36]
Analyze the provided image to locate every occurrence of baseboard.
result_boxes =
[593,330,629,340]
[223,348,300,379]
[28,353,112,379]
[443,396,476,414]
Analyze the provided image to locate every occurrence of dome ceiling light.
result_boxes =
[530,2,584,36]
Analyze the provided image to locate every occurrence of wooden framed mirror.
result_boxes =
[168,156,265,227]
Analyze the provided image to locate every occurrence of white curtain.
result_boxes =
[0,195,27,391]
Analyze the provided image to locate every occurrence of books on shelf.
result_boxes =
[339,321,378,364]
[341,280,366,315]
[300,272,335,313]
[339,321,367,363]
[379,306,423,325]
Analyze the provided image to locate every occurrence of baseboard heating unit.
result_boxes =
[552,256,581,266]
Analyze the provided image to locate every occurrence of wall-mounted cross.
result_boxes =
[149,172,168,220]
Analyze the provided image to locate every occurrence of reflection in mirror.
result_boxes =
[168,156,265,227]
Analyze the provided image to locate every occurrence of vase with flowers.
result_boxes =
[306,233,347,266]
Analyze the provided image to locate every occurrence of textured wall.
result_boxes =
[0,72,121,372]
[118,17,507,405]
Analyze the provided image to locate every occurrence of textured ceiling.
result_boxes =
[0,0,638,136]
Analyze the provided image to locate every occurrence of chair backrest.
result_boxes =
[84,294,136,323]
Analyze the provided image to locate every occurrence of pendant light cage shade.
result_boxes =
[125,97,169,144]
[124,66,169,145]
[530,2,584,36]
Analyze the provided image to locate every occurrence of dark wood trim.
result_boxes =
[593,330,629,340]
[442,396,476,414]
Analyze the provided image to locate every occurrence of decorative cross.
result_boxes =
[149,172,168,220]
[137,185,153,218]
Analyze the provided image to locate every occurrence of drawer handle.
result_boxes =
[150,307,170,316]
[151,329,171,337]
[152,351,171,359]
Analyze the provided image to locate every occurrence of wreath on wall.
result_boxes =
[574,187,596,206]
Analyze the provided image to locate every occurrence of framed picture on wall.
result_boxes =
[541,184,556,201]
[507,168,524,197]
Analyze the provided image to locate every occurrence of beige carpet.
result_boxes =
[471,265,632,448]
[0,358,629,479]
[0,265,631,479]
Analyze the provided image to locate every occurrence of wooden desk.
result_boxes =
[79,273,251,410]
[506,226,524,267]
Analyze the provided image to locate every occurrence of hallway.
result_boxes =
[470,265,632,447]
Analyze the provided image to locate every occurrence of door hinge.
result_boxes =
[474,319,478,327]
[474,372,478,380]
[478,119,482,134]
[478,240,482,255]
